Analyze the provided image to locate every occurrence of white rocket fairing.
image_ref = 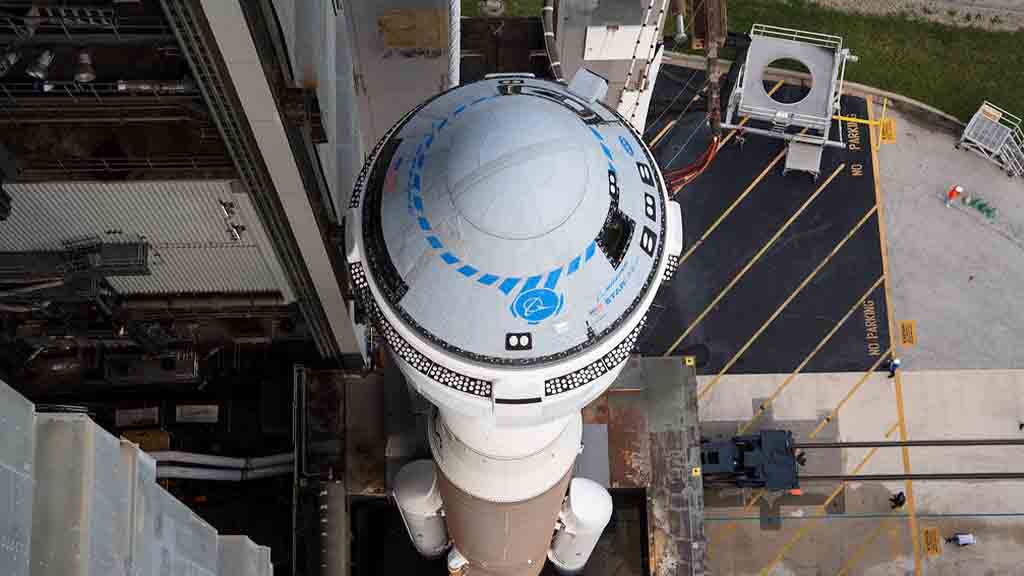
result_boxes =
[346,72,682,575]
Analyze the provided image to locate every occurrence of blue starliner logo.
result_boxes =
[511,288,564,325]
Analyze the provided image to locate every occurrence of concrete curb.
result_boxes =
[663,51,966,134]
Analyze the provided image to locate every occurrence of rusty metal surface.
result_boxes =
[343,370,388,496]
[607,390,651,489]
[646,359,705,576]
[582,393,610,425]
[606,356,706,576]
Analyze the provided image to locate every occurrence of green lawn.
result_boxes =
[724,0,1024,121]
[461,0,1024,121]
[460,0,543,18]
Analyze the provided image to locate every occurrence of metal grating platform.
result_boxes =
[722,25,855,177]
[960,101,1024,177]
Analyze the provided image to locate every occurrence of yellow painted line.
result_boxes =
[868,94,921,576]
[650,82,713,148]
[758,422,900,576]
[649,116,680,148]
[737,275,884,435]
[698,205,879,401]
[677,124,811,268]
[838,520,894,576]
[707,489,767,560]
[808,348,893,439]
[677,144,787,267]
[833,115,880,126]
[878,97,890,150]
[720,80,786,148]
[664,163,846,355]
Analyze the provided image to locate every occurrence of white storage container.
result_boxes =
[219,535,272,576]
[31,413,128,576]
[0,379,35,576]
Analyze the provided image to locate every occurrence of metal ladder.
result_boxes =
[1004,129,1024,177]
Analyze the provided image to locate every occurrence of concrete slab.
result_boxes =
[877,104,1024,370]
[698,369,1024,575]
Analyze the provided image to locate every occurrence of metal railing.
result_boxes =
[17,155,234,179]
[751,23,842,51]
[960,101,1024,177]
[0,4,171,43]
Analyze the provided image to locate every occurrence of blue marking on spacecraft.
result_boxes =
[619,135,635,157]
[399,86,619,304]
[521,275,542,293]
[567,256,581,276]
[511,288,564,325]
[498,277,520,294]
[545,268,562,290]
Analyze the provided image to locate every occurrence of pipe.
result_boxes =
[719,122,847,148]
[0,279,64,298]
[800,473,1024,482]
[0,116,194,124]
[156,464,293,481]
[673,0,687,44]
[448,0,460,87]
[321,481,349,576]
[795,439,1024,449]
[0,33,177,46]
[541,0,563,81]
[149,450,294,470]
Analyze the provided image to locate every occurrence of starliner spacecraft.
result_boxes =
[345,72,683,575]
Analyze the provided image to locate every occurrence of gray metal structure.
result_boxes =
[610,357,705,576]
[0,181,292,298]
[959,101,1024,178]
[0,378,272,576]
[0,141,11,221]
[0,378,34,576]
[723,24,856,178]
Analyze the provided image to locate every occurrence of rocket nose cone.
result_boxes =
[447,98,591,241]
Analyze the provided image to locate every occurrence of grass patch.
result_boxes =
[461,0,543,18]
[460,0,1023,121]
[723,0,1024,120]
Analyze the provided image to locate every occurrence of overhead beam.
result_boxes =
[0,32,176,45]
[160,0,359,358]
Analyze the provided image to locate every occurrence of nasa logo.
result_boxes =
[511,288,564,325]
[618,135,635,157]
